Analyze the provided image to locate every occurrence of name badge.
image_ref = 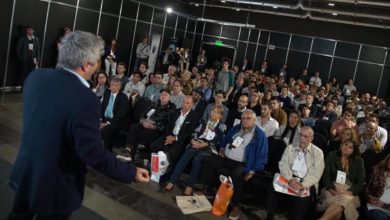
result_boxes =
[205,130,215,141]
[336,170,347,185]
[146,109,156,118]
[283,137,290,145]
[28,43,34,50]
[233,119,241,127]
[150,94,155,100]
[232,136,244,148]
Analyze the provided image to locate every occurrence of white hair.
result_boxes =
[57,31,104,70]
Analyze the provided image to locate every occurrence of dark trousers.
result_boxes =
[20,57,35,86]
[126,123,162,150]
[101,123,123,151]
[150,135,186,166]
[266,184,316,220]
[201,154,245,206]
[8,201,71,220]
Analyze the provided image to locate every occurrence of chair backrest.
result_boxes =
[316,119,332,130]
[313,132,329,155]
[313,125,330,140]
[266,136,287,174]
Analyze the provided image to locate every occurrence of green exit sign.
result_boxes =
[215,40,223,46]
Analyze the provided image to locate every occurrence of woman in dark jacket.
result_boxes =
[318,139,365,220]
[165,106,226,195]
[366,154,390,220]
[104,38,118,77]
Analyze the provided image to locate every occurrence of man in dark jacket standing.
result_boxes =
[8,31,149,220]
[16,25,40,86]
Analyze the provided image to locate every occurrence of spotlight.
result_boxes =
[221,0,226,3]
[273,6,278,9]
[166,7,173,13]
[236,8,240,11]
[195,4,199,6]
[332,12,338,16]
[328,3,335,6]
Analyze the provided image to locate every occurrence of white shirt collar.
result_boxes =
[63,68,90,88]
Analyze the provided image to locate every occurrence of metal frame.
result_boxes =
[1,0,389,97]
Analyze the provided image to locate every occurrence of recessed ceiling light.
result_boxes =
[195,4,199,6]
[236,8,240,11]
[332,12,338,16]
[328,3,335,7]
[166,7,173,13]
[221,0,226,3]
[273,6,278,9]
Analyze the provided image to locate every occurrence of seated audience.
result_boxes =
[317,102,338,125]
[301,104,316,127]
[359,121,382,153]
[143,72,165,103]
[92,71,109,99]
[329,127,359,152]
[318,139,365,220]
[170,79,185,109]
[358,114,388,149]
[274,109,301,146]
[117,89,176,161]
[180,70,193,95]
[110,62,129,91]
[248,90,262,116]
[202,90,229,124]
[225,95,249,130]
[278,85,292,109]
[270,97,288,126]
[256,102,279,137]
[150,96,199,166]
[330,108,358,139]
[202,110,268,220]
[191,88,207,116]
[165,106,226,195]
[123,71,145,101]
[266,126,325,220]
[199,77,212,103]
[100,77,129,151]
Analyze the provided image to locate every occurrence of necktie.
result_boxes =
[104,94,114,119]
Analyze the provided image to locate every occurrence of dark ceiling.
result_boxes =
[177,0,390,29]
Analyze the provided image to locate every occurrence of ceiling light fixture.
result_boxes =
[236,8,240,11]
[166,7,173,13]
[273,6,278,9]
[332,12,338,16]
[328,3,335,6]
[221,0,226,3]
[195,4,199,6]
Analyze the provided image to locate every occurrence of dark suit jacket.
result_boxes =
[166,109,199,143]
[9,68,137,215]
[101,89,129,128]
[16,35,41,61]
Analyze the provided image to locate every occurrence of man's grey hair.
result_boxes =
[57,31,104,69]
[110,77,122,85]
[242,109,257,120]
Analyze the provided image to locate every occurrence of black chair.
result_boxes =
[313,132,329,156]
[313,125,330,140]
[361,150,385,183]
[316,120,332,130]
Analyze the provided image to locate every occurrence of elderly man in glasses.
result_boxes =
[201,109,268,220]
[266,126,325,220]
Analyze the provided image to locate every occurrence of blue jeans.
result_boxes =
[367,209,390,220]
[168,147,206,187]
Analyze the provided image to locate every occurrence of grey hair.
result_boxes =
[57,31,104,69]
[242,109,257,119]
[110,77,122,85]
